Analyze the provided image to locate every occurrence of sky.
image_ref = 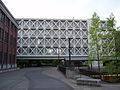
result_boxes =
[2,0,120,27]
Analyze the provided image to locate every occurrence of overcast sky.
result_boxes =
[2,0,120,26]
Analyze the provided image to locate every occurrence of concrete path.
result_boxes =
[0,68,73,90]
[0,67,120,90]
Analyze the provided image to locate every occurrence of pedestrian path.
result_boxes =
[43,67,120,90]
[0,67,73,90]
[25,68,73,90]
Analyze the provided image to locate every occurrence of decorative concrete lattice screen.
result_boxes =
[16,19,89,59]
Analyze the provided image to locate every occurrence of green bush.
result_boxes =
[108,77,120,83]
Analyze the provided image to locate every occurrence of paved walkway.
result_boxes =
[43,67,120,90]
[0,68,73,90]
[0,67,120,90]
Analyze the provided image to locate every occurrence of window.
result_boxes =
[0,51,2,64]
[11,23,15,32]
[10,35,13,45]
[0,28,2,40]
[0,10,2,21]
[9,54,11,64]
[4,31,8,43]
[5,17,9,27]
[1,29,4,41]
[0,28,4,41]
[1,12,5,23]
[3,53,7,64]
[0,9,10,26]
[6,32,9,43]
[0,10,5,24]
[4,16,7,26]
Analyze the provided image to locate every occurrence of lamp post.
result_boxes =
[68,38,72,67]
[57,48,61,65]
[67,30,72,67]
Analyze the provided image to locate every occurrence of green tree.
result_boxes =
[115,31,120,60]
[114,31,120,73]
[88,12,102,72]
[101,14,119,74]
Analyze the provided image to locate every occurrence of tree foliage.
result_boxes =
[101,14,120,74]
[88,12,102,71]
[115,31,120,60]
[88,13,120,74]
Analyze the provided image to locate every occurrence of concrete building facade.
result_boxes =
[16,19,89,60]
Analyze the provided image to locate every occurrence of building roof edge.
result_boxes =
[0,0,18,27]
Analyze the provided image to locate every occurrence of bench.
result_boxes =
[76,78,101,86]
